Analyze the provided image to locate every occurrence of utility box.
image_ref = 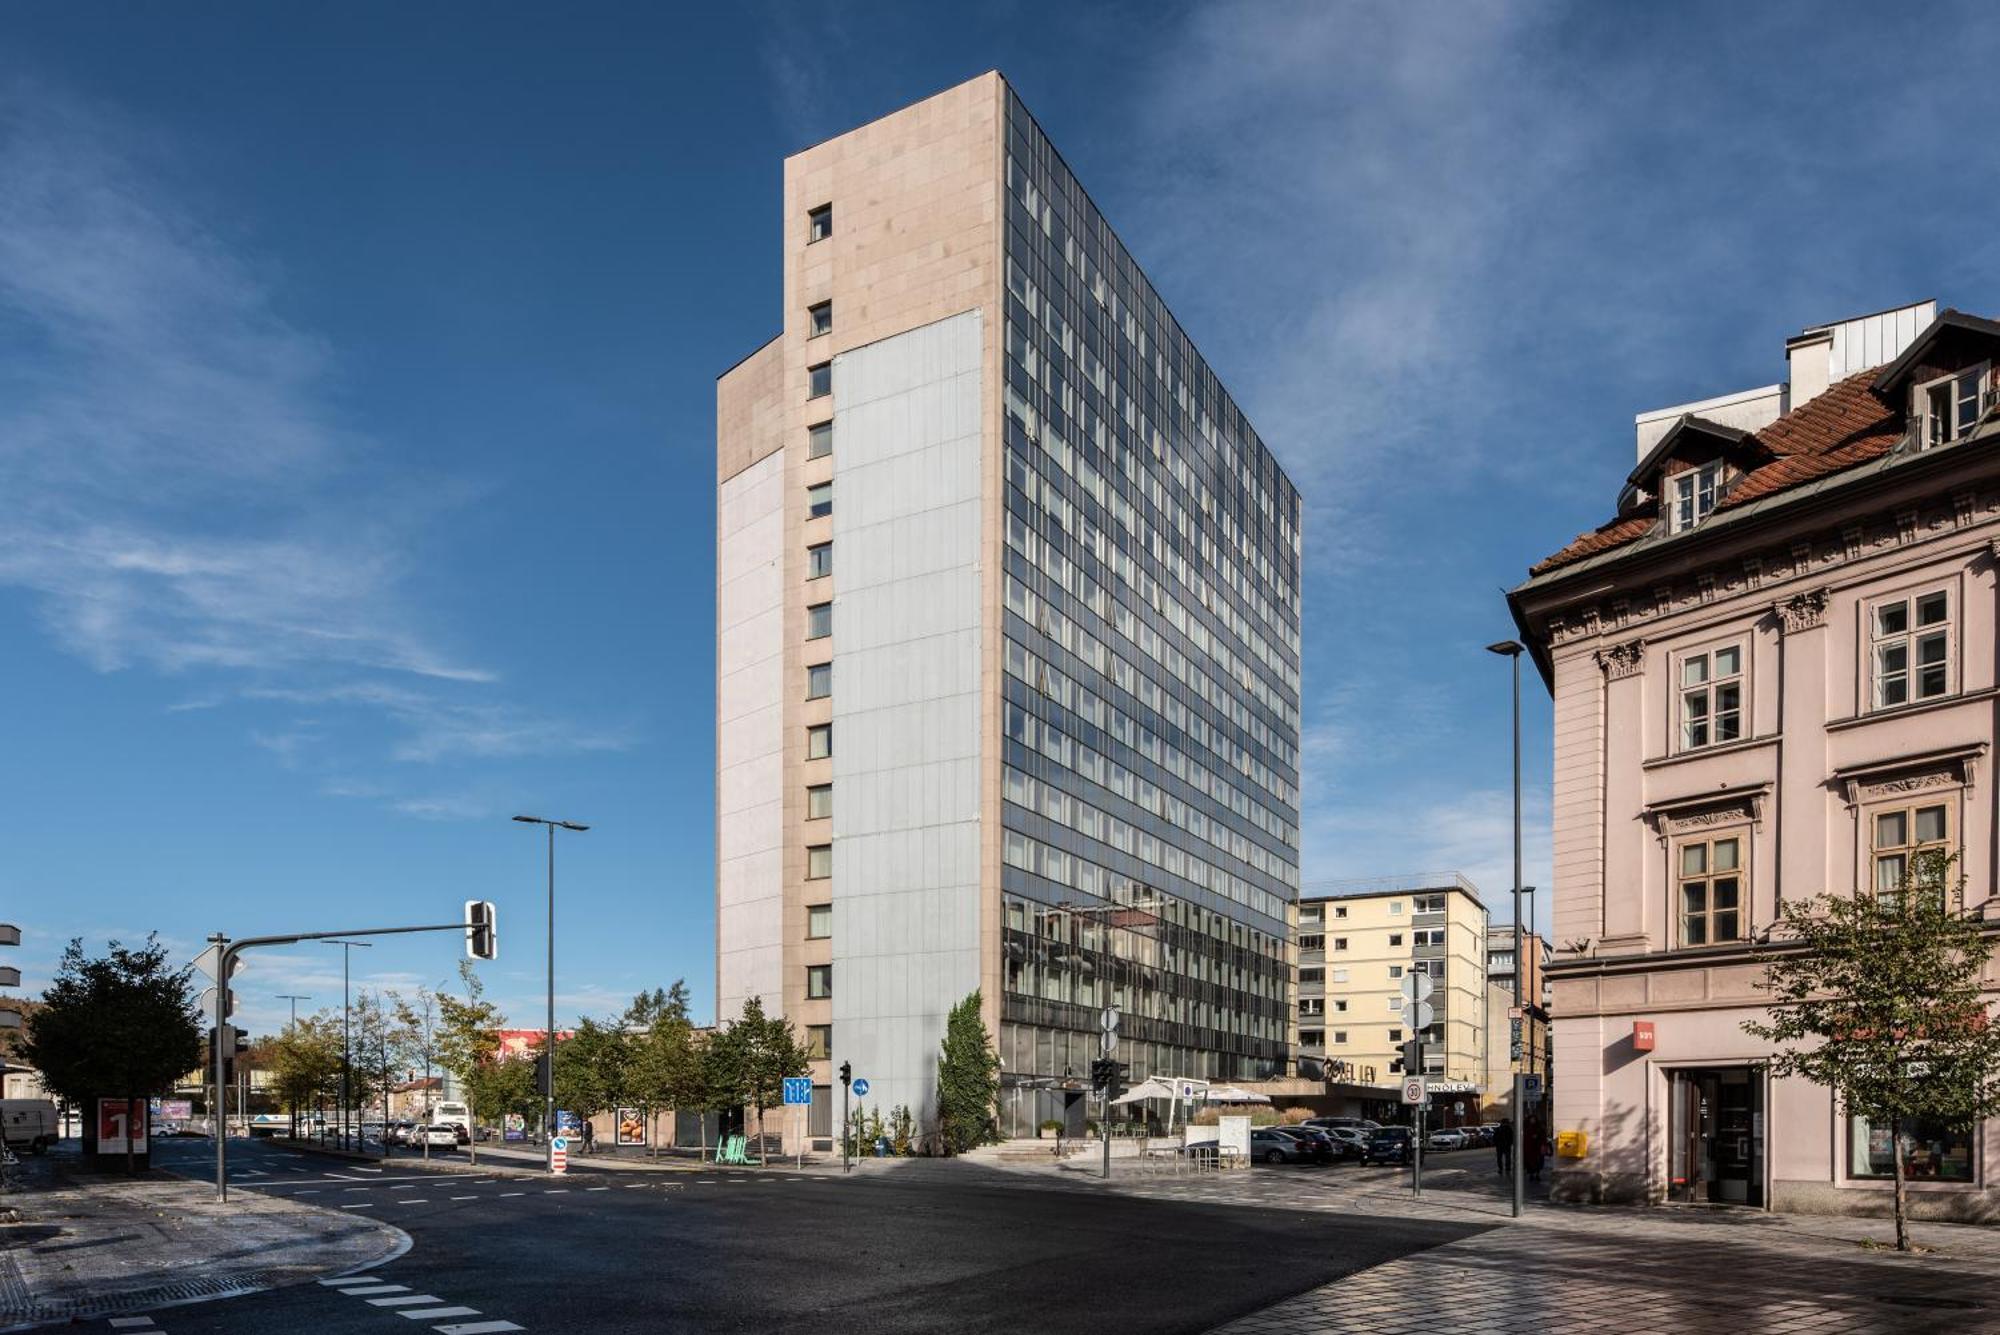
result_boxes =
[1555,1129,1588,1159]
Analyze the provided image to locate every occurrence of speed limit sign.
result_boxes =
[1400,1076,1427,1105]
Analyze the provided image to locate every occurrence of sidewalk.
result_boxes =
[431,1141,861,1175]
[0,1147,404,1330]
[1039,1157,2000,1333]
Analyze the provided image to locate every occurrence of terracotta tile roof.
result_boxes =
[1530,371,1904,576]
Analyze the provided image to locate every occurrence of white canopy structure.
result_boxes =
[1109,1077,1179,1106]
[1203,1085,1272,1105]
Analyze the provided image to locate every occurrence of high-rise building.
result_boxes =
[715,73,1302,1145]
[1483,924,1550,1111]
[1293,876,1489,1102]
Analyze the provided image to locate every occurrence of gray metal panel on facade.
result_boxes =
[829,308,985,1132]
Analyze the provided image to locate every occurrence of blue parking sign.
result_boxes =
[783,1077,812,1106]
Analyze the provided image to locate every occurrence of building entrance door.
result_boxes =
[1667,1066,1763,1206]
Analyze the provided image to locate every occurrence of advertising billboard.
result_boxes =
[615,1107,645,1147]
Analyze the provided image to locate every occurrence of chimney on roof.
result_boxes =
[1786,328,1833,409]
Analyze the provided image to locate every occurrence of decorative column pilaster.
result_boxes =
[1593,639,1644,680]
[1773,587,1829,634]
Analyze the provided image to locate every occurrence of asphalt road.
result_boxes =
[138,1137,1490,1335]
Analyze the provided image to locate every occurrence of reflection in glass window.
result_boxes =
[1850,1115,1973,1180]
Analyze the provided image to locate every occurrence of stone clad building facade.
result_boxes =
[1511,301,2000,1217]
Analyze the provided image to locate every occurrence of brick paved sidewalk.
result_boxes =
[0,1147,403,1329]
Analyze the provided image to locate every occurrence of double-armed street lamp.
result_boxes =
[324,940,371,1150]
[1486,639,1527,1220]
[513,814,588,1169]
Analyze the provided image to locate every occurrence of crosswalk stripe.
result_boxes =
[433,1323,525,1334]
[499,1191,524,1197]
[449,1195,478,1200]
[368,1295,444,1306]
[397,1307,481,1320]
[336,1284,409,1295]
[322,1276,379,1286]
[341,1203,378,1209]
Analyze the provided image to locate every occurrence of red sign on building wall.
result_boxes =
[1632,1020,1656,1052]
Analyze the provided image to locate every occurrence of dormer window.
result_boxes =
[1669,461,1721,532]
[1919,364,1989,448]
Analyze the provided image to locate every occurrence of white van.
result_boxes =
[1,1099,59,1154]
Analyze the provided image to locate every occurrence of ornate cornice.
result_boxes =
[1594,639,1644,680]
[1773,587,1829,634]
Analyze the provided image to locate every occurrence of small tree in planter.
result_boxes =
[1744,851,2000,1251]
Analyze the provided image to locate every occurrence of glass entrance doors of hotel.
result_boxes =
[1667,1066,1764,1206]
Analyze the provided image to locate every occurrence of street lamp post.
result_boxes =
[277,994,311,1138]
[324,940,371,1151]
[1487,639,1526,1220]
[514,814,588,1171]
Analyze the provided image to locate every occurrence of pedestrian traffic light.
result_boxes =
[209,1024,252,1081]
[1400,1038,1423,1076]
[838,1060,852,1089]
[534,1052,551,1097]
[464,899,498,961]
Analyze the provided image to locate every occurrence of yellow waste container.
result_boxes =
[1555,1129,1587,1158]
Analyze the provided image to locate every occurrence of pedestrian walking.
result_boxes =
[1495,1116,1514,1176]
[1524,1115,1546,1183]
[582,1117,596,1157]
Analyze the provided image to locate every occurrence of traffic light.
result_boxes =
[209,1024,251,1081]
[464,900,498,961]
[1400,1038,1424,1076]
[838,1060,852,1089]
[534,1052,551,1097]
[1089,1058,1126,1098]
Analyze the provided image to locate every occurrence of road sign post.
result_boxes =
[782,1076,811,1169]
[1100,1008,1119,1180]
[550,1135,568,1175]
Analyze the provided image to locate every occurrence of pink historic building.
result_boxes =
[1511,300,2000,1217]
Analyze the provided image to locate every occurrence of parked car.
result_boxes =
[412,1124,459,1150]
[1250,1128,1308,1164]
[1427,1128,1470,1151]
[1270,1127,1337,1163]
[1303,1116,1380,1135]
[1362,1126,1413,1165]
[1321,1126,1368,1160]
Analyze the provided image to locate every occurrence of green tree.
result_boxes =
[351,990,411,1136]
[625,981,698,1158]
[265,1013,343,1135]
[558,1016,632,1142]
[726,996,809,1159]
[437,962,504,1165]
[20,936,203,1172]
[936,989,1000,1155]
[1744,852,2000,1250]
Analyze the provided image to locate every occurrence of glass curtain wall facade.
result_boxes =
[995,90,1302,1136]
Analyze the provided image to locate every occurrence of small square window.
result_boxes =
[808,362,831,399]
[808,482,832,519]
[1332,1031,1348,1045]
[807,724,832,759]
[1333,998,1348,1012]
[808,422,832,459]
[1334,905,1349,918]
[806,602,831,639]
[808,542,832,579]
[808,302,832,337]
[1388,934,1403,947]
[804,1024,831,1059]
[807,904,832,939]
[806,662,831,699]
[807,204,832,243]
[1332,937,1348,951]
[806,964,832,999]
[806,844,832,879]
[807,783,832,820]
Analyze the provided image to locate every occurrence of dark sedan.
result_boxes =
[1362,1126,1413,1165]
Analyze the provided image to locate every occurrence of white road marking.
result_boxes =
[296,1189,321,1195]
[368,1295,445,1306]
[625,1184,647,1189]
[321,1277,382,1286]
[434,1323,525,1335]
[449,1195,478,1200]
[391,1184,417,1190]
[396,1198,431,1205]
[543,1188,569,1194]
[341,1203,378,1209]
[335,1284,409,1295]
[499,1191,524,1198]
[586,1186,610,1191]
[397,1307,481,1320]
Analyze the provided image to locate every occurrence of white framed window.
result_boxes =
[806,964,832,999]
[1332,1031,1348,1045]
[807,203,832,243]
[1388,934,1403,947]
[807,904,832,939]
[807,783,831,820]
[1297,934,1324,951]
[1299,998,1324,1016]
[806,724,832,759]
[808,422,832,459]
[806,662,831,699]
[1330,969,1348,984]
[1332,937,1348,952]
[806,844,832,879]
[808,301,832,337]
[1334,905,1350,918]
[808,362,831,399]
[1669,460,1721,532]
[1386,996,1401,1012]
[1870,801,1951,906]
[1386,902,1400,916]
[1388,965,1404,979]
[1919,363,1988,448]
[1299,1029,1324,1049]
[1869,589,1951,709]
[1333,998,1348,1012]
[1298,967,1323,984]
[1676,833,1744,946]
[1678,643,1744,749]
[807,542,832,579]
[807,482,832,519]
[806,602,832,639]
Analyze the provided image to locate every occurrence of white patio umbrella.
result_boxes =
[1110,1077,1179,1106]
[1203,1085,1272,1105]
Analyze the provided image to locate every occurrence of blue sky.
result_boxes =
[5,2,1999,1036]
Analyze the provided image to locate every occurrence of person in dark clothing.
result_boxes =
[1495,1116,1514,1175]
[1524,1115,1547,1182]
[582,1118,595,1156]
